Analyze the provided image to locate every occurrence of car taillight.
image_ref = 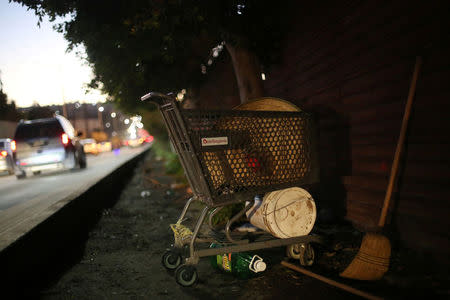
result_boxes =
[61,133,69,145]
[11,140,16,152]
[1,150,7,157]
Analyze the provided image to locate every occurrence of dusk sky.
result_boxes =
[0,0,107,107]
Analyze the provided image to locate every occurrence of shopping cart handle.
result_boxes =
[141,92,175,106]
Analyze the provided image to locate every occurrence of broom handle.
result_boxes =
[379,56,422,228]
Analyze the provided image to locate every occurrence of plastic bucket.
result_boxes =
[246,187,316,238]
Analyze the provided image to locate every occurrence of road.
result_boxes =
[0,145,149,251]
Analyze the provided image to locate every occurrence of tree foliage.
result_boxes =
[0,75,22,121]
[13,0,292,110]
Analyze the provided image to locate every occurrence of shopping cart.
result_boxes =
[141,92,322,286]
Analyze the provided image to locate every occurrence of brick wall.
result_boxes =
[262,0,450,258]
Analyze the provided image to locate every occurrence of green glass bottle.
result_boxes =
[210,244,267,279]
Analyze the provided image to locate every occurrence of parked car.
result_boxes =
[80,138,99,155]
[12,115,87,179]
[97,141,112,153]
[0,138,15,175]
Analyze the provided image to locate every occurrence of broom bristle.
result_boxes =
[340,233,391,280]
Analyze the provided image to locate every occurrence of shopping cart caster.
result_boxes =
[162,250,182,270]
[175,265,198,287]
[287,243,315,266]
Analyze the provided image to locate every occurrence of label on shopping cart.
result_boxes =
[201,136,228,147]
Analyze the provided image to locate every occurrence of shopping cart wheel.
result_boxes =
[175,265,198,287]
[287,243,315,266]
[162,250,182,270]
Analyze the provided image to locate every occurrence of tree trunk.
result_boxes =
[226,43,264,104]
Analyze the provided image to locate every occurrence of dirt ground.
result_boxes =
[38,151,446,299]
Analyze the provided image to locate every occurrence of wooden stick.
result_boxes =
[281,261,383,300]
[378,56,422,227]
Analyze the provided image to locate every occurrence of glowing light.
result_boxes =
[261,73,266,81]
[98,106,104,112]
[124,119,130,125]
[1,151,7,157]
[111,112,116,118]
[105,122,111,128]
[11,140,16,152]
[128,125,137,139]
[237,4,245,15]
[61,133,69,145]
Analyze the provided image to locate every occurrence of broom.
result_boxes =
[340,56,422,280]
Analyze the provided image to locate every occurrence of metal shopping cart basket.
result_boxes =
[141,92,322,286]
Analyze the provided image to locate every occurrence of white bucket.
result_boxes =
[246,187,316,238]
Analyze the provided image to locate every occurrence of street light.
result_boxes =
[97,105,104,130]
